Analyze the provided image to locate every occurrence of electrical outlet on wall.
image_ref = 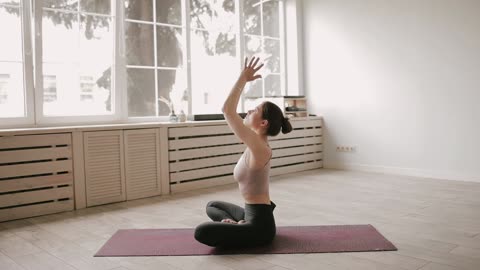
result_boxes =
[336,145,356,152]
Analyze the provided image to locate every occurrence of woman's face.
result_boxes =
[244,103,267,132]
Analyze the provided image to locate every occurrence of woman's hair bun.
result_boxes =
[281,117,293,134]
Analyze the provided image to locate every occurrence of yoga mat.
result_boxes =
[95,224,397,256]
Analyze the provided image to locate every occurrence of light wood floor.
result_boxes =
[1,169,480,270]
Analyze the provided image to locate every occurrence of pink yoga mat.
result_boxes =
[95,224,397,256]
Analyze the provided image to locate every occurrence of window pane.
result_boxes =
[43,63,111,116]
[43,0,79,11]
[42,63,78,116]
[244,79,262,98]
[243,35,262,98]
[125,0,152,21]
[263,0,279,38]
[157,26,183,68]
[190,29,237,114]
[79,15,113,113]
[0,5,22,62]
[80,15,112,63]
[157,69,186,116]
[156,0,181,25]
[125,22,154,66]
[0,5,24,118]
[42,10,79,63]
[80,0,111,15]
[127,68,155,117]
[264,38,280,73]
[42,10,114,116]
[77,67,112,114]
[190,0,235,32]
[244,35,261,59]
[0,63,24,117]
[243,0,260,35]
[265,74,280,97]
[215,31,236,56]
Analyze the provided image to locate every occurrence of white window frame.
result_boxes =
[284,0,303,96]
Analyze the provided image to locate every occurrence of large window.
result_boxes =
[0,0,290,127]
[40,0,114,117]
[189,0,238,114]
[125,0,185,117]
[243,0,282,98]
[0,0,25,118]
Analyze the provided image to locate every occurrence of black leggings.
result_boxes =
[194,200,276,247]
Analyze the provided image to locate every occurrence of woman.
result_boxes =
[194,57,293,247]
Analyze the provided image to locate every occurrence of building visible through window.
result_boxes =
[43,75,57,102]
[80,75,94,102]
[0,74,9,104]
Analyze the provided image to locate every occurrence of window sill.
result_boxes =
[0,116,321,136]
[0,119,224,136]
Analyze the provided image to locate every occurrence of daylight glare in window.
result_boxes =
[0,1,25,118]
[41,0,114,116]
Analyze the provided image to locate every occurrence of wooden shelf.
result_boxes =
[244,96,308,118]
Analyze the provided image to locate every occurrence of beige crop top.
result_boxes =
[233,149,271,196]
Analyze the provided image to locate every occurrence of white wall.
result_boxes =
[302,0,480,182]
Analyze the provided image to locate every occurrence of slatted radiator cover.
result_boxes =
[124,129,162,200]
[84,131,126,207]
[0,133,74,222]
[168,118,323,193]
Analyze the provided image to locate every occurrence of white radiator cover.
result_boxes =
[0,133,74,222]
[83,128,165,207]
[0,117,322,221]
[168,118,323,193]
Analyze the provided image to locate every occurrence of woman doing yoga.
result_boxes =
[194,57,293,247]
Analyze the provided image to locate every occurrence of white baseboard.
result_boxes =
[324,162,480,183]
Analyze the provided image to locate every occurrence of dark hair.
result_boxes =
[261,101,293,136]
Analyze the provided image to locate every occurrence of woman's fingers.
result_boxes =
[243,57,263,82]
[252,57,260,68]
[248,57,255,68]
[253,63,264,72]
[245,56,263,69]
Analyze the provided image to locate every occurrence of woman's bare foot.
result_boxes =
[221,219,246,224]
[221,219,237,224]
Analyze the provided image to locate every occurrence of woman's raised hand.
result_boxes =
[241,56,264,82]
